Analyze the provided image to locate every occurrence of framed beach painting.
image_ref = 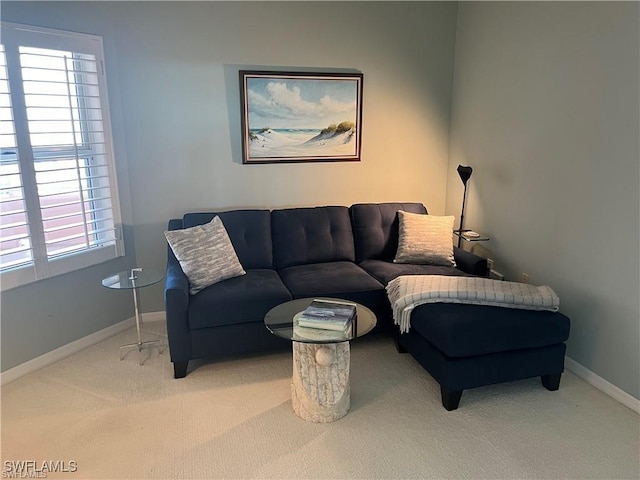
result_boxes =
[239,71,363,164]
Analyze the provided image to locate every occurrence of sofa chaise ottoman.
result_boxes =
[395,302,571,410]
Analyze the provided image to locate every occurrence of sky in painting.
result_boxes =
[246,76,359,129]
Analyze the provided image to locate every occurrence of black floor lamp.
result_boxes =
[456,165,473,248]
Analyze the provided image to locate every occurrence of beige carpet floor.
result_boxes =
[2,325,639,480]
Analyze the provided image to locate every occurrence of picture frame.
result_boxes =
[239,71,363,164]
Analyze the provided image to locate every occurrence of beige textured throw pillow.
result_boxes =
[164,216,246,295]
[393,211,456,267]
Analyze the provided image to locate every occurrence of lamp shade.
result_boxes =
[457,165,473,186]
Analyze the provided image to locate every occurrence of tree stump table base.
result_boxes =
[291,341,350,422]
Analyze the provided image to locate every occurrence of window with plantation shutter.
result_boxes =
[0,22,124,290]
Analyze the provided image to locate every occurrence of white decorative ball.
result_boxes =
[315,346,335,366]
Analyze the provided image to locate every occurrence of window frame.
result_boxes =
[0,22,124,291]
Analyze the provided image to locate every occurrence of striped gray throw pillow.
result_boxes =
[393,211,455,267]
[165,216,246,295]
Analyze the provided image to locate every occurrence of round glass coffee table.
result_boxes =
[265,298,377,423]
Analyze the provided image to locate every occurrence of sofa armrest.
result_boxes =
[454,247,488,277]
[165,218,189,306]
[164,219,192,363]
[166,258,189,310]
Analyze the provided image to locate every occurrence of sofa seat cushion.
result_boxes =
[278,261,385,307]
[409,303,571,358]
[359,259,470,286]
[188,269,292,330]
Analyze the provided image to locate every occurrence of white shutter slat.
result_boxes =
[32,152,107,163]
[46,224,115,244]
[40,206,112,222]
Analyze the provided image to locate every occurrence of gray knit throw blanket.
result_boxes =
[386,275,560,334]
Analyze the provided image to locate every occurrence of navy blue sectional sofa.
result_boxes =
[165,202,570,410]
[165,203,485,378]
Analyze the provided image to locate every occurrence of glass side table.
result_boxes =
[102,268,164,365]
[453,229,490,248]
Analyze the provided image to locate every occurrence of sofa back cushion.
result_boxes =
[271,206,355,269]
[350,202,427,263]
[183,210,273,269]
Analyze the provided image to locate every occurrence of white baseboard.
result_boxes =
[565,356,640,414]
[0,311,166,386]
[140,311,166,323]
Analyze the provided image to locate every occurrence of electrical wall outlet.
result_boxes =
[521,272,530,284]
[486,258,494,270]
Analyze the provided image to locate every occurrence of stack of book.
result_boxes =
[297,299,357,332]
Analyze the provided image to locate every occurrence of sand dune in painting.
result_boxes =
[249,124,356,158]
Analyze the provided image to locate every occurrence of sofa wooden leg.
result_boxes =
[541,373,561,391]
[441,387,463,411]
[173,361,189,379]
[394,337,408,353]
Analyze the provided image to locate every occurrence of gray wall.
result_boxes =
[447,1,640,399]
[1,2,459,370]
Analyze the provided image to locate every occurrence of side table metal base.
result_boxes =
[140,326,167,354]
[119,339,162,366]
